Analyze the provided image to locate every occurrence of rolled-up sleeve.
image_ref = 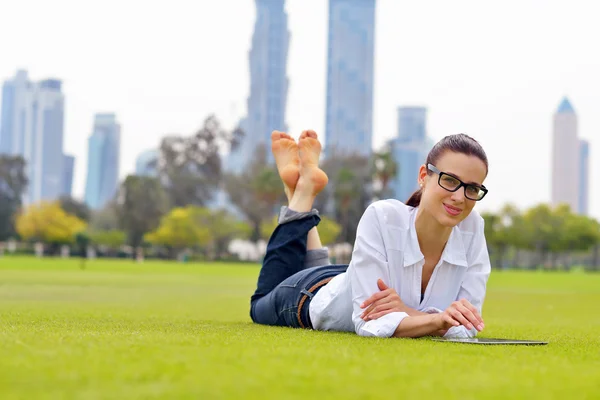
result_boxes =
[348,205,408,337]
[449,216,491,338]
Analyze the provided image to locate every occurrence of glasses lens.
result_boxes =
[439,174,460,191]
[465,185,481,200]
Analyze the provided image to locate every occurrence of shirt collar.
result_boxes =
[403,207,468,268]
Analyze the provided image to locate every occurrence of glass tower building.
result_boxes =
[227,0,289,173]
[84,114,121,209]
[324,0,376,157]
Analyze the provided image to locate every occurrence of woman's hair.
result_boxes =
[406,133,488,207]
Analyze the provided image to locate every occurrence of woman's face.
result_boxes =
[418,151,487,227]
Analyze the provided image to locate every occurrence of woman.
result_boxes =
[250,129,491,338]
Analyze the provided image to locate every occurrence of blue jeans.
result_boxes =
[250,214,348,328]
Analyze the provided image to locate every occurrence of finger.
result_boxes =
[450,309,473,330]
[364,303,396,321]
[361,297,394,319]
[377,279,389,291]
[459,299,484,326]
[360,303,375,319]
[360,289,391,308]
[443,313,460,327]
[456,304,483,331]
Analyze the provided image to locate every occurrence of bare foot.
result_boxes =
[297,130,329,196]
[271,130,300,201]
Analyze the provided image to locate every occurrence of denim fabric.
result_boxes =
[277,206,331,268]
[250,215,348,328]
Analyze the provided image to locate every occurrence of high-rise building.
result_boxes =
[84,114,121,209]
[578,139,589,215]
[324,0,376,157]
[551,97,580,213]
[0,70,65,204]
[135,149,158,177]
[227,0,289,173]
[62,154,75,196]
[389,107,430,203]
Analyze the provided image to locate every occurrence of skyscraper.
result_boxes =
[389,107,429,203]
[551,97,580,213]
[62,154,75,197]
[578,139,589,215]
[324,0,376,157]
[0,70,65,204]
[227,0,289,173]
[84,114,121,209]
[135,149,159,177]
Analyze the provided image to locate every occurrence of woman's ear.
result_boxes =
[417,164,428,187]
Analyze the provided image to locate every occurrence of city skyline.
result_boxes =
[551,98,581,213]
[388,106,432,203]
[0,70,67,204]
[324,0,376,157]
[62,154,75,197]
[0,0,599,218]
[135,148,158,177]
[579,140,590,215]
[227,0,290,173]
[84,113,121,209]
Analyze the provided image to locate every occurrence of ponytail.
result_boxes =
[406,188,422,208]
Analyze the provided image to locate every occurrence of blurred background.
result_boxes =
[1,0,599,270]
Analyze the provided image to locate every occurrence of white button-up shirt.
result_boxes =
[309,199,491,338]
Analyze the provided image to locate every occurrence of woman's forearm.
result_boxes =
[392,314,441,338]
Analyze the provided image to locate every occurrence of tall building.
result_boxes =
[551,98,580,213]
[0,70,65,204]
[135,149,158,177]
[389,107,429,203]
[62,154,75,196]
[227,0,289,173]
[84,114,121,209]
[578,139,589,215]
[324,0,376,157]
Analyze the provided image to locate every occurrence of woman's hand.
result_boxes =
[360,279,406,321]
[436,299,485,332]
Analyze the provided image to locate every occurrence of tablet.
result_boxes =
[432,338,548,345]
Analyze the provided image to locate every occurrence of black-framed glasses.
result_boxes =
[427,164,488,201]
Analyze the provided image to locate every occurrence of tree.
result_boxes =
[15,201,87,245]
[481,204,525,269]
[334,167,359,243]
[0,155,28,240]
[59,196,91,222]
[521,204,558,268]
[74,232,90,269]
[145,206,212,257]
[224,144,285,241]
[88,230,126,249]
[261,214,341,245]
[318,152,372,244]
[89,201,120,231]
[156,115,243,208]
[116,175,169,250]
[207,209,251,259]
[556,210,600,268]
[371,146,397,200]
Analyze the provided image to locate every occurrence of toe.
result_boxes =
[271,130,283,141]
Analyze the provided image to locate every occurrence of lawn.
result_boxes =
[0,257,599,399]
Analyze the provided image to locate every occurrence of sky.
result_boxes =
[1,0,599,218]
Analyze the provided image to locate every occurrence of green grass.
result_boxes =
[1,257,599,399]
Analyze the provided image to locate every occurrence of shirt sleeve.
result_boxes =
[348,204,408,337]
[450,216,492,338]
